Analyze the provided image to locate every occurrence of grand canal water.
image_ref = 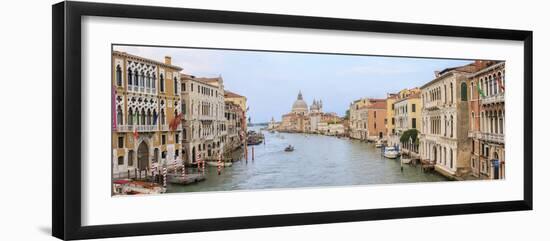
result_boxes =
[166,126,448,193]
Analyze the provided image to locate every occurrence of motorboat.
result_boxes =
[284,145,294,152]
[383,146,399,159]
[375,139,384,148]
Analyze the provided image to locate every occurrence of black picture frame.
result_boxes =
[52,1,533,240]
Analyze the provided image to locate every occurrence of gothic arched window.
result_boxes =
[116,106,123,125]
[127,68,133,86]
[461,82,468,101]
[160,74,165,92]
[115,65,122,86]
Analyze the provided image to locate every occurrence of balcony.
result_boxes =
[481,92,504,105]
[480,132,505,144]
[116,125,158,132]
[423,100,442,110]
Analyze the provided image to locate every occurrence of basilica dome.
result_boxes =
[292,91,308,114]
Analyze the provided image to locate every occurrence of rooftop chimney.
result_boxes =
[164,56,172,65]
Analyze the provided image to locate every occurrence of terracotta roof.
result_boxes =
[439,62,480,76]
[224,90,244,98]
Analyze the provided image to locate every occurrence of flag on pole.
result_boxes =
[476,81,486,97]
[169,113,183,131]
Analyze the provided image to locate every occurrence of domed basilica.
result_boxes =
[278,91,341,134]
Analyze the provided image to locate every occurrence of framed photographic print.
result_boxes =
[52,1,533,240]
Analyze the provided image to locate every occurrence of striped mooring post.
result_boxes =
[217,153,222,175]
[162,167,167,187]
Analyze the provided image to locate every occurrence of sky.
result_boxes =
[114,45,471,123]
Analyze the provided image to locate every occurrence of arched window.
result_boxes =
[492,74,498,95]
[134,71,139,87]
[128,109,133,125]
[152,74,156,90]
[483,77,489,95]
[145,72,150,89]
[460,82,467,101]
[494,110,498,134]
[499,110,504,134]
[160,74,165,92]
[450,149,454,169]
[450,84,453,102]
[115,65,122,86]
[480,112,485,132]
[444,147,447,165]
[127,69,133,86]
[490,111,494,133]
[444,85,447,103]
[116,106,123,125]
[141,109,146,125]
[160,109,165,125]
[471,112,475,130]
[444,116,447,136]
[136,110,141,126]
[450,115,454,138]
[146,109,151,125]
[138,71,143,87]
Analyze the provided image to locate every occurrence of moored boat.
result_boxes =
[113,179,166,195]
[383,146,399,159]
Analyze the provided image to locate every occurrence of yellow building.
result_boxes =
[387,88,421,147]
[112,51,184,177]
[224,90,247,128]
[385,93,398,136]
[393,91,422,134]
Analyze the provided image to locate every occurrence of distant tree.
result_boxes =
[400,129,419,144]
[344,110,350,120]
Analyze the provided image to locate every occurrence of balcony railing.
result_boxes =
[481,92,504,105]
[480,132,504,143]
[423,100,442,110]
[116,125,158,132]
